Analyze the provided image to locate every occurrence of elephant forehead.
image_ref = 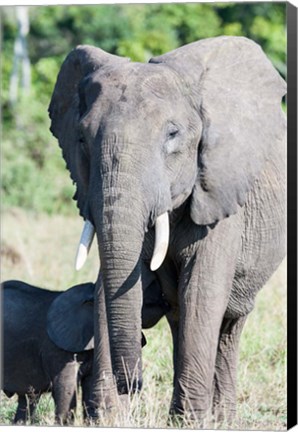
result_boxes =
[92,63,182,104]
[137,63,182,98]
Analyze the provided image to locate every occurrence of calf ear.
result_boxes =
[47,282,95,353]
[150,36,286,225]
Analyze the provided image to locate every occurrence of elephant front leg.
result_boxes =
[89,278,119,418]
[81,373,93,420]
[172,222,241,424]
[51,357,78,424]
[172,290,229,425]
[212,315,247,423]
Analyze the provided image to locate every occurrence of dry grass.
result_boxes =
[0,207,287,429]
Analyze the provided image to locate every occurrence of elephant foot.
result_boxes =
[168,403,212,429]
[86,391,130,425]
[87,376,119,414]
[168,411,213,429]
[55,411,75,426]
[212,400,237,427]
[169,400,237,429]
[13,417,27,425]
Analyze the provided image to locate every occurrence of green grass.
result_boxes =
[0,207,287,429]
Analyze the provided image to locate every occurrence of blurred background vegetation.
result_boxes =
[1,3,286,215]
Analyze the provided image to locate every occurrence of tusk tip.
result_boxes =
[150,212,170,271]
[75,244,88,271]
[75,220,95,271]
[150,260,160,272]
[150,244,168,271]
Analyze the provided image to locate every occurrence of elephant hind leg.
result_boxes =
[212,316,247,424]
[14,392,40,424]
[14,395,28,424]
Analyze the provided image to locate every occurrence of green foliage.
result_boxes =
[1,3,286,215]
[2,93,75,214]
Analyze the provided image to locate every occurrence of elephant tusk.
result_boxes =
[75,220,95,271]
[150,212,170,271]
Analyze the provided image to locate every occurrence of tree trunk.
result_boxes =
[9,6,31,106]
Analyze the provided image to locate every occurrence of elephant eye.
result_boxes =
[164,124,181,155]
[167,125,179,140]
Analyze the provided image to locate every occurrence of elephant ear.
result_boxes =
[47,282,95,353]
[150,36,286,225]
[48,45,130,219]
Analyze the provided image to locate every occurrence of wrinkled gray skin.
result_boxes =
[49,36,286,422]
[2,278,167,424]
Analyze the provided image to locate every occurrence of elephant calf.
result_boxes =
[2,280,95,424]
[2,278,168,424]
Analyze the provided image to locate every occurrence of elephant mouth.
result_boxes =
[75,211,170,272]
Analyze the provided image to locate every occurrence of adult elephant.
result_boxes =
[49,36,286,422]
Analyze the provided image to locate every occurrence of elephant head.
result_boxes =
[49,36,286,397]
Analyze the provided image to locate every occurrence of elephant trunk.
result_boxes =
[92,173,145,395]
[100,230,143,394]
[82,137,170,401]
